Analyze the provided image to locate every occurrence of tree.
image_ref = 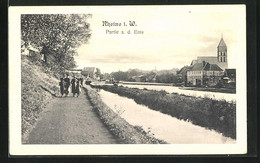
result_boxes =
[127,69,143,77]
[103,73,111,80]
[156,73,178,83]
[111,71,129,81]
[21,14,91,70]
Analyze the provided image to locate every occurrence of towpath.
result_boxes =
[27,87,118,144]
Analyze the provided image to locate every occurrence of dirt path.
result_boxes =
[27,87,118,144]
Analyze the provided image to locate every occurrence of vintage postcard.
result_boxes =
[9,5,247,155]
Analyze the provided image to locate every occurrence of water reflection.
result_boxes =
[98,89,236,144]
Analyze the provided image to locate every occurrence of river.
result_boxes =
[98,89,236,144]
[118,83,236,102]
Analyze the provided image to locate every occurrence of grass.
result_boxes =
[179,86,236,94]
[91,85,236,139]
[21,56,60,143]
[84,86,166,144]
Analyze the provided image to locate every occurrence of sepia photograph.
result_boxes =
[9,5,247,155]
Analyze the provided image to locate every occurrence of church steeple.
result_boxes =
[218,37,227,47]
[217,36,227,64]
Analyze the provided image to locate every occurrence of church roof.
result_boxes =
[191,63,204,71]
[205,64,223,71]
[218,38,227,47]
[197,56,218,65]
[190,62,223,71]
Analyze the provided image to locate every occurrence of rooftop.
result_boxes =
[190,62,223,71]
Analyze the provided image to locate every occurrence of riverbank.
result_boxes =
[117,84,236,102]
[84,86,166,144]
[120,81,235,94]
[179,86,236,94]
[91,85,236,139]
[120,81,173,86]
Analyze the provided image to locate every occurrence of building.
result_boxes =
[187,61,224,86]
[21,42,42,60]
[191,37,228,70]
[177,65,193,85]
[66,68,82,77]
[81,67,101,79]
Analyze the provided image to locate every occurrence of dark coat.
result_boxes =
[59,79,64,94]
[75,80,80,94]
[71,78,76,93]
[64,77,70,88]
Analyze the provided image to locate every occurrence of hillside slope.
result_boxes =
[21,56,60,142]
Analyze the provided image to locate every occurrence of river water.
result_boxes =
[118,84,236,102]
[98,89,236,144]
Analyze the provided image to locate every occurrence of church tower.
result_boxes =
[217,36,228,70]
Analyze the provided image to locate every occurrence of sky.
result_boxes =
[74,5,246,73]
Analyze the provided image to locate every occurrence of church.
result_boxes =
[177,36,230,86]
[190,36,228,70]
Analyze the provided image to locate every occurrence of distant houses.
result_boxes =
[177,65,193,86]
[178,36,236,87]
[65,67,102,80]
[82,67,101,80]
[131,73,157,82]
[66,68,82,77]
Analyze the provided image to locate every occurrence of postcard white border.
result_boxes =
[9,5,247,155]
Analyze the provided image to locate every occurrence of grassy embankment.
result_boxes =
[179,86,236,94]
[91,85,236,139]
[21,56,60,142]
[84,86,166,144]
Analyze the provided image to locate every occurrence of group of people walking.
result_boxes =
[59,74,84,97]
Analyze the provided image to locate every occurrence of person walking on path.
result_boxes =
[64,74,70,96]
[71,76,76,97]
[59,78,64,97]
[74,79,81,97]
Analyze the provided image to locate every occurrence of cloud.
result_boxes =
[85,53,161,63]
